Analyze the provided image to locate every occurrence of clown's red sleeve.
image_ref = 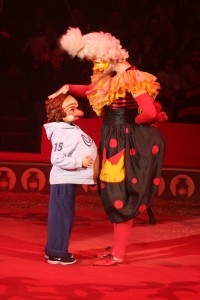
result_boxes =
[134,93,156,124]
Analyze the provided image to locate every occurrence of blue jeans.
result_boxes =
[45,184,76,257]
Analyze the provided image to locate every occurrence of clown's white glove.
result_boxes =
[48,84,69,99]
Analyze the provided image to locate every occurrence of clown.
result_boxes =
[48,27,167,266]
[44,94,98,265]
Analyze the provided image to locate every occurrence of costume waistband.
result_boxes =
[103,107,137,125]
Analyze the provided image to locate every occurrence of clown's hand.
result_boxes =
[48,85,69,99]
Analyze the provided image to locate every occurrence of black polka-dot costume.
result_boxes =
[98,106,165,223]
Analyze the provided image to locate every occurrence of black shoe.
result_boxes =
[44,253,73,260]
[47,255,76,265]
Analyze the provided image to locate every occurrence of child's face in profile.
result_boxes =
[62,95,84,122]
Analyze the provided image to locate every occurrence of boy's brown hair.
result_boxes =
[45,94,66,122]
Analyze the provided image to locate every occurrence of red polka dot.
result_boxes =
[130,148,136,156]
[101,183,105,189]
[153,178,161,185]
[139,204,147,213]
[131,178,137,184]
[109,138,118,148]
[125,128,129,133]
[114,200,124,209]
[152,145,159,154]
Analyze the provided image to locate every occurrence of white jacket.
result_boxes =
[44,122,98,184]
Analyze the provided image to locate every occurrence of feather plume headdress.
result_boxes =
[60,27,129,63]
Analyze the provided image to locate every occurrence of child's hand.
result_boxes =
[82,156,94,168]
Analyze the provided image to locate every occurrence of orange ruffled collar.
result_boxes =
[87,68,160,116]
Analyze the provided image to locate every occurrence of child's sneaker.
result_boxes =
[44,253,73,260]
[47,255,76,265]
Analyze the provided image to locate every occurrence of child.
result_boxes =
[44,93,99,265]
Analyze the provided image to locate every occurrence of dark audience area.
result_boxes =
[0,0,200,152]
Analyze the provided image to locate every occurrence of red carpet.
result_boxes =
[0,192,200,300]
